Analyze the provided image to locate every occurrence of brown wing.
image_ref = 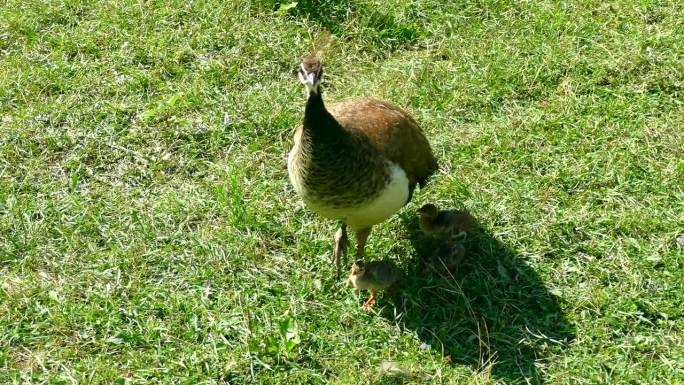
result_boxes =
[366,261,399,287]
[436,210,478,233]
[327,99,438,187]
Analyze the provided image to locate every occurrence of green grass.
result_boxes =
[1,0,683,383]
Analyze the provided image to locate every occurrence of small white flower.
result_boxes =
[420,342,431,351]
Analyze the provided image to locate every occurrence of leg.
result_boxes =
[355,227,372,259]
[334,223,348,277]
[363,291,378,309]
[450,231,467,241]
[386,283,398,299]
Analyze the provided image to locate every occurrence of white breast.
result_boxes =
[296,162,410,229]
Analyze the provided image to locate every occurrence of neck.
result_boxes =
[304,89,323,116]
[303,88,345,141]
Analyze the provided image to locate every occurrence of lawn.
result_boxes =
[1,0,683,383]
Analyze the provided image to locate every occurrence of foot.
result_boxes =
[362,293,377,309]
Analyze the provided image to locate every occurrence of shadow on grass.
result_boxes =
[255,0,425,53]
[386,213,575,384]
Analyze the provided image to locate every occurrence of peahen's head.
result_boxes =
[299,56,323,96]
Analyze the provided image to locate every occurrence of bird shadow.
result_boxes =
[381,212,575,384]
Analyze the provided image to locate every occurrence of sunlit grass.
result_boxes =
[1,0,683,383]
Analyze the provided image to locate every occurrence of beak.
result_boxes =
[305,71,317,86]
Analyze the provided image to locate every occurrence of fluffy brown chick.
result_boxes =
[348,260,399,308]
[418,204,478,240]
